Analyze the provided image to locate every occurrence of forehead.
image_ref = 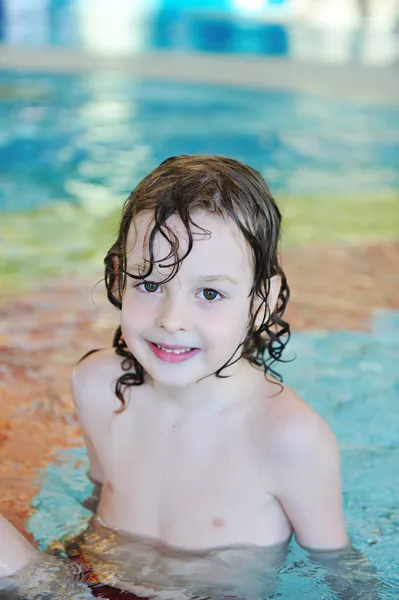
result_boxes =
[126,210,251,274]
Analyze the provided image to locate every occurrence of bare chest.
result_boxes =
[93,406,291,547]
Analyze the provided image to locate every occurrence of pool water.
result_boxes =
[1,70,398,213]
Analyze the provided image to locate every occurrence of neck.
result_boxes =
[146,359,260,416]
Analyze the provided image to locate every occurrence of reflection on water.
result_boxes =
[0,553,93,600]
[0,72,398,213]
[65,515,287,598]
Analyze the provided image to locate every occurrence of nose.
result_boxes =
[155,294,190,333]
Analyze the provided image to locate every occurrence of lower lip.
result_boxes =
[146,341,201,363]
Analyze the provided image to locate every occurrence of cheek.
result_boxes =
[120,296,151,337]
[120,311,134,346]
[204,304,249,343]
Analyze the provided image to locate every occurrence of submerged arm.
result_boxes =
[305,543,382,600]
[270,407,382,599]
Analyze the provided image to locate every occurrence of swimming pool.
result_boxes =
[0,64,398,598]
[1,70,398,213]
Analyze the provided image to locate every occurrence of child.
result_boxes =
[70,154,351,598]
[1,155,355,599]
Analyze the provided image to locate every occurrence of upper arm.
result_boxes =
[70,353,110,484]
[270,407,349,551]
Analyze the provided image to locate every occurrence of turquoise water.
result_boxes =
[7,310,395,598]
[0,70,398,212]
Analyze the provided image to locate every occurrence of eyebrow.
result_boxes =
[129,263,150,274]
[128,264,238,286]
[197,275,238,286]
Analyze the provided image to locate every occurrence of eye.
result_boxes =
[136,281,160,293]
[199,288,223,302]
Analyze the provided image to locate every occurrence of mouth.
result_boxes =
[149,341,198,353]
[146,341,201,363]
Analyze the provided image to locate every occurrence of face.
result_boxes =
[119,210,255,394]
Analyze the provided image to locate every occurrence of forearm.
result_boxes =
[0,516,40,578]
[307,543,382,600]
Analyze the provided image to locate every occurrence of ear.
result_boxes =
[266,274,281,317]
[111,254,122,304]
[252,275,281,330]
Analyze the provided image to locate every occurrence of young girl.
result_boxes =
[1,155,355,599]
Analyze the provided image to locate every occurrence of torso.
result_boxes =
[80,349,293,550]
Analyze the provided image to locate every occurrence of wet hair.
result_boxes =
[103,155,290,413]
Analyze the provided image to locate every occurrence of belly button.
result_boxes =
[106,481,114,493]
[212,517,226,528]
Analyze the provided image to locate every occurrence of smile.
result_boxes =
[146,341,201,363]
[154,344,194,354]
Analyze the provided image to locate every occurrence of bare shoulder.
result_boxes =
[253,381,348,550]
[252,381,339,465]
[70,349,131,484]
[71,348,126,416]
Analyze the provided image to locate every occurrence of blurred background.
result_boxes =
[0,0,398,287]
[0,0,398,596]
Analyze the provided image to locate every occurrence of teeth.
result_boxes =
[155,344,193,354]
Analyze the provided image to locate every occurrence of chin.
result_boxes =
[148,367,200,386]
